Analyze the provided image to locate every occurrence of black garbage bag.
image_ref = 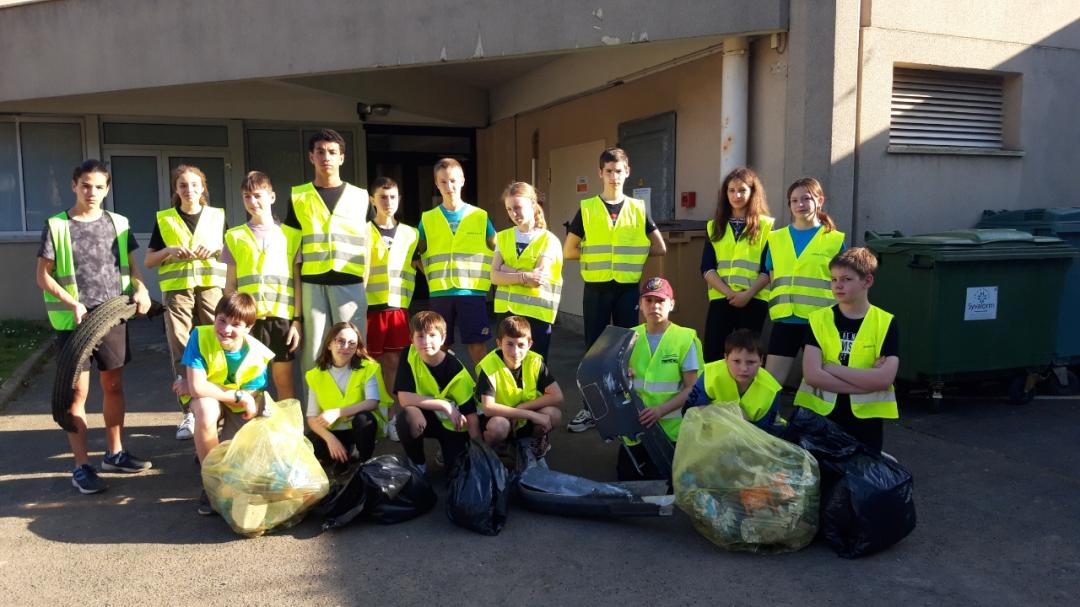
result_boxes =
[446,439,509,536]
[783,407,916,558]
[319,455,436,531]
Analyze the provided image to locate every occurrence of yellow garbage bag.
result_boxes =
[201,397,330,537]
[673,404,819,553]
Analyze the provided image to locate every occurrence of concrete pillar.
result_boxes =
[720,36,750,179]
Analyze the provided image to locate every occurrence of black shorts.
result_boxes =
[56,321,130,372]
[250,317,295,362]
[767,322,811,358]
[477,413,536,439]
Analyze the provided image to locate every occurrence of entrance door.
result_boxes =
[548,139,607,318]
[618,112,676,224]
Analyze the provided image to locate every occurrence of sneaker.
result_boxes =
[385,414,400,442]
[567,408,595,433]
[71,464,107,494]
[196,490,215,516]
[531,434,551,459]
[102,450,152,473]
[176,412,195,441]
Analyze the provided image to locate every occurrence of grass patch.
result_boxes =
[0,320,52,386]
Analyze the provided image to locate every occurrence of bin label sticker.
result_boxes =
[964,286,998,321]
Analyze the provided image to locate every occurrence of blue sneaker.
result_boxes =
[72,464,107,494]
[102,450,152,473]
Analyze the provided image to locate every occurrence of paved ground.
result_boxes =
[1,317,1078,606]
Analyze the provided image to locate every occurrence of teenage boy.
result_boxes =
[179,292,273,514]
[285,129,371,387]
[619,277,702,481]
[684,329,784,432]
[393,311,477,474]
[797,248,899,454]
[418,158,496,367]
[564,147,667,432]
[473,316,564,457]
[366,177,419,440]
[222,171,303,399]
[36,159,154,494]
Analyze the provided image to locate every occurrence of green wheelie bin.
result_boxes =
[865,229,1077,407]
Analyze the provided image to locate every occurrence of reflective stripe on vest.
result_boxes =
[367,222,419,308]
[493,228,563,324]
[579,196,651,283]
[156,207,227,291]
[767,226,845,320]
[476,349,543,429]
[706,216,773,302]
[420,205,493,292]
[225,224,301,320]
[794,305,899,419]
[195,326,275,413]
[407,346,475,432]
[291,182,369,278]
[626,323,703,444]
[304,359,393,431]
[702,360,782,423]
[42,211,132,331]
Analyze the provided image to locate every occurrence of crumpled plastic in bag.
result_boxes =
[201,398,329,537]
[673,404,820,553]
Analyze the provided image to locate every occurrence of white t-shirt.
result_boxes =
[305,364,381,418]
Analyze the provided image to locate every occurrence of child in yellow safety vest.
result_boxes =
[797,248,899,455]
[393,311,477,474]
[145,164,228,441]
[222,171,303,400]
[619,277,703,482]
[685,329,784,434]
[471,316,564,458]
[305,322,392,467]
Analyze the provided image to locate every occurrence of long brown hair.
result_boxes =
[315,322,372,370]
[786,177,836,232]
[501,181,547,230]
[170,165,210,208]
[711,167,771,243]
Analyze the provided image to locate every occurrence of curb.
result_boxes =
[0,339,54,412]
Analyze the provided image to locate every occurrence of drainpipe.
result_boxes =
[720,36,749,179]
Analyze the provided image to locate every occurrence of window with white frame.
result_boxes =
[890,67,1014,150]
[0,118,84,234]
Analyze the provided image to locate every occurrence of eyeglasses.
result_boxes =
[334,339,358,349]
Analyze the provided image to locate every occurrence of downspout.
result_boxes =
[720,36,750,179]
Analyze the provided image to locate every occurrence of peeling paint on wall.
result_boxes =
[473,33,485,58]
[601,35,621,45]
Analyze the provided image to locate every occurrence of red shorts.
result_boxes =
[366,308,411,357]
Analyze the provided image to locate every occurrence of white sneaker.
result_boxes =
[567,408,596,433]
[175,412,194,441]
[385,414,400,442]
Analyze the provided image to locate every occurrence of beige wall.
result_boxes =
[1,242,49,320]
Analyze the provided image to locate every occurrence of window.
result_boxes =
[0,118,84,234]
[890,67,1018,153]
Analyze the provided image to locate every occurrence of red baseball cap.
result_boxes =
[640,276,674,300]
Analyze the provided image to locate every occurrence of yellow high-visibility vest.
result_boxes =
[155,207,227,291]
[767,226,845,320]
[420,205,493,292]
[225,224,302,320]
[626,323,703,444]
[291,182,370,278]
[42,211,132,330]
[367,222,419,309]
[706,215,774,302]
[794,305,899,419]
[493,228,563,324]
[194,326,274,414]
[305,360,393,431]
[702,360,781,422]
[406,346,475,432]
[476,348,544,429]
[579,196,651,283]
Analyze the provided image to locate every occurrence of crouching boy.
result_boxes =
[393,311,476,474]
[473,316,564,458]
[686,329,783,433]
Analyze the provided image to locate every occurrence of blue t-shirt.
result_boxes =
[764,225,847,324]
[418,203,496,298]
[181,329,269,390]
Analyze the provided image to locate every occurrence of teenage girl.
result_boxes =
[490,182,563,359]
[763,177,846,386]
[701,167,773,363]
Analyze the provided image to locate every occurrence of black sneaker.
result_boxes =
[197,490,216,516]
[72,464,107,494]
[101,450,152,473]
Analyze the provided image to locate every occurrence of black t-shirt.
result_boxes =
[393,347,477,415]
[475,359,556,402]
[368,223,400,312]
[284,183,373,286]
[806,306,900,414]
[147,206,228,251]
[38,213,140,309]
[567,198,659,239]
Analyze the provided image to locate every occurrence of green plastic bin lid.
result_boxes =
[866,229,1079,262]
[978,207,1080,234]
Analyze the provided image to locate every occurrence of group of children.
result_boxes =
[40,131,899,511]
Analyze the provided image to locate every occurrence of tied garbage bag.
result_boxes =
[673,404,820,553]
[201,398,329,537]
[446,439,509,536]
[319,454,436,530]
[783,407,916,558]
